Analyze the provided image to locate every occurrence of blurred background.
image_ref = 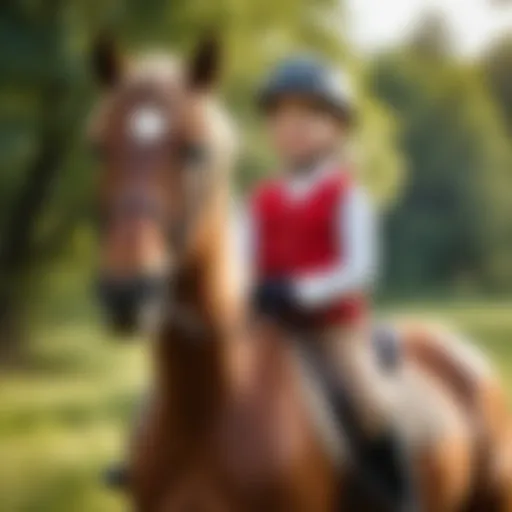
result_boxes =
[0,0,511,510]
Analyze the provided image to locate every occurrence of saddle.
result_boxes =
[291,323,410,511]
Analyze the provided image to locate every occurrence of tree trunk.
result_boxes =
[0,289,28,365]
[0,83,68,359]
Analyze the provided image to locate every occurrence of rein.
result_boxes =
[160,142,220,341]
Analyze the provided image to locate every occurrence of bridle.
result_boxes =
[162,141,219,341]
[97,137,213,259]
[96,120,216,340]
[167,141,213,255]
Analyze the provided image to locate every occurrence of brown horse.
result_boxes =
[90,35,512,511]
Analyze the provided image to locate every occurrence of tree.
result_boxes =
[370,42,512,295]
[483,36,512,136]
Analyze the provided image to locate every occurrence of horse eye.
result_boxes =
[181,143,208,169]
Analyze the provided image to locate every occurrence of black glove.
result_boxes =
[252,278,299,321]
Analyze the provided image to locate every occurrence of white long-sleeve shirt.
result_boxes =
[235,164,379,308]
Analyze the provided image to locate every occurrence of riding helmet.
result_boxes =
[257,55,356,125]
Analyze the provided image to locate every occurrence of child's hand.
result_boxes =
[252,278,299,322]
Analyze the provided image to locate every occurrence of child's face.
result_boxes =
[266,97,343,166]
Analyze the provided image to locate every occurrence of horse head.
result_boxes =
[89,34,236,334]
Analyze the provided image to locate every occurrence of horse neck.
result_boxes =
[154,188,242,432]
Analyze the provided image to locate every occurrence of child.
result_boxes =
[244,56,417,511]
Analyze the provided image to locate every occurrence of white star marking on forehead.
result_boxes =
[128,105,170,144]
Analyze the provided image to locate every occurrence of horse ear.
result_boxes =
[91,33,123,87]
[188,34,222,90]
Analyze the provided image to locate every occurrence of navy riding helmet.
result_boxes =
[257,56,356,125]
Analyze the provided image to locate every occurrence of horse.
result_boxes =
[89,34,512,511]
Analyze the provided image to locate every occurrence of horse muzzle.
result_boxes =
[96,274,168,335]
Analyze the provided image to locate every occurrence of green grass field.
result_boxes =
[1,301,511,512]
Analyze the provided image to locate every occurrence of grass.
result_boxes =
[0,300,512,511]
[0,322,146,512]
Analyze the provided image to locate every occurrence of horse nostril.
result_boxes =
[96,278,137,333]
[96,275,166,333]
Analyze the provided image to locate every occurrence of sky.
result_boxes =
[347,0,512,57]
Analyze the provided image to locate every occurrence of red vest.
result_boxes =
[251,170,366,326]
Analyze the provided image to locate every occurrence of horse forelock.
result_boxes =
[127,52,182,84]
[88,52,237,171]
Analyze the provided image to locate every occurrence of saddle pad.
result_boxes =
[372,324,402,372]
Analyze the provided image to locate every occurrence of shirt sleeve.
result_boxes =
[294,185,379,308]
[231,198,256,282]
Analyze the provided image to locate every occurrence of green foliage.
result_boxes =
[371,45,512,295]
[484,36,512,136]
